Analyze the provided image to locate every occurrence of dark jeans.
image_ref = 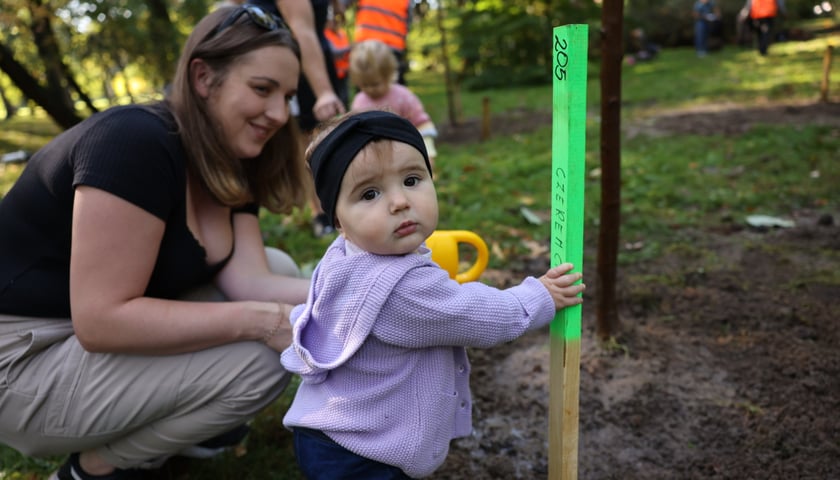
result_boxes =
[293,428,412,480]
[752,17,775,55]
[393,48,408,86]
[694,20,709,54]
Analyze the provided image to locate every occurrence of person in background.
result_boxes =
[350,39,437,171]
[624,27,660,65]
[744,0,786,55]
[324,2,351,107]
[345,0,412,85]
[248,0,349,237]
[693,0,721,57]
[0,6,310,479]
[249,0,346,127]
[280,109,586,479]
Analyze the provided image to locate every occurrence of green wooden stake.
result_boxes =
[549,23,588,480]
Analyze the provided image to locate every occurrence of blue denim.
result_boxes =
[293,428,412,480]
[695,20,709,54]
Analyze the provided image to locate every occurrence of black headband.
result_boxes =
[309,110,431,228]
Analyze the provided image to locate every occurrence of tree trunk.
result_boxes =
[28,0,74,108]
[0,83,17,121]
[437,0,459,126]
[596,0,624,340]
[65,70,98,114]
[0,41,82,128]
[144,0,179,86]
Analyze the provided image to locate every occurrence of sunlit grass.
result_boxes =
[0,116,61,153]
[623,35,840,112]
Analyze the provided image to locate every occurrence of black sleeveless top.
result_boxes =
[0,104,252,317]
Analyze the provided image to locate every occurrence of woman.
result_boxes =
[0,5,309,479]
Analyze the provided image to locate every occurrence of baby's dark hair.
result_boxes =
[305,110,431,228]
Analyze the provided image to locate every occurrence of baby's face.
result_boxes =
[335,141,438,255]
[358,78,390,100]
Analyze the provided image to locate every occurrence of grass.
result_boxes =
[2,32,840,478]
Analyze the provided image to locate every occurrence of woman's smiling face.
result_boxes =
[197,45,299,159]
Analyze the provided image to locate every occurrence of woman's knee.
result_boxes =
[202,342,291,410]
[241,342,291,394]
[265,247,301,277]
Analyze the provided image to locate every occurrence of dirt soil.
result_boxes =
[432,102,840,479]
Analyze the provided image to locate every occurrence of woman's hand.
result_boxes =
[262,303,294,351]
[312,91,346,121]
[277,0,346,122]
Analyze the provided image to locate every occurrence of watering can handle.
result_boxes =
[452,231,489,283]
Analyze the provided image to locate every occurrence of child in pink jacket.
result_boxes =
[349,39,438,170]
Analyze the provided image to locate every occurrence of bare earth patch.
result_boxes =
[432,103,840,479]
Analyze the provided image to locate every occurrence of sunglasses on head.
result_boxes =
[208,4,287,39]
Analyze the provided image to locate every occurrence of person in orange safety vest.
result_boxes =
[743,0,786,55]
[347,0,412,85]
[325,11,351,106]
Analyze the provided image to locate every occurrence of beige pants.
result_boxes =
[0,248,299,469]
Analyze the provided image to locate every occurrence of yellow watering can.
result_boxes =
[426,230,489,283]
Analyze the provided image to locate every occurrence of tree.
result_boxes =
[0,0,193,129]
[0,40,83,128]
[453,0,600,90]
[597,0,623,340]
[0,82,18,120]
[435,0,459,125]
[144,0,181,84]
[1,0,85,127]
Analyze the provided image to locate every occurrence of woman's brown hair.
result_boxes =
[166,6,309,214]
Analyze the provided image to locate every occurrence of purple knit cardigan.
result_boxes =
[282,235,556,478]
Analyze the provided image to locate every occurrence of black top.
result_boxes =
[0,104,249,317]
[249,0,345,131]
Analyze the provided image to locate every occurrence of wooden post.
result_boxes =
[481,96,491,141]
[549,24,588,480]
[820,45,833,103]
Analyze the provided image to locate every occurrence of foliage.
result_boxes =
[626,0,839,49]
[455,2,554,88]
[450,0,601,89]
[1,23,840,480]
[0,0,207,125]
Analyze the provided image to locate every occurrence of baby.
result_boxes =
[282,110,585,479]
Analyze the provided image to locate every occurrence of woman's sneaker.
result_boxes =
[177,423,251,459]
[49,452,144,479]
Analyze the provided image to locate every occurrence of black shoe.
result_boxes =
[312,213,335,238]
[49,452,144,480]
[178,423,251,458]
